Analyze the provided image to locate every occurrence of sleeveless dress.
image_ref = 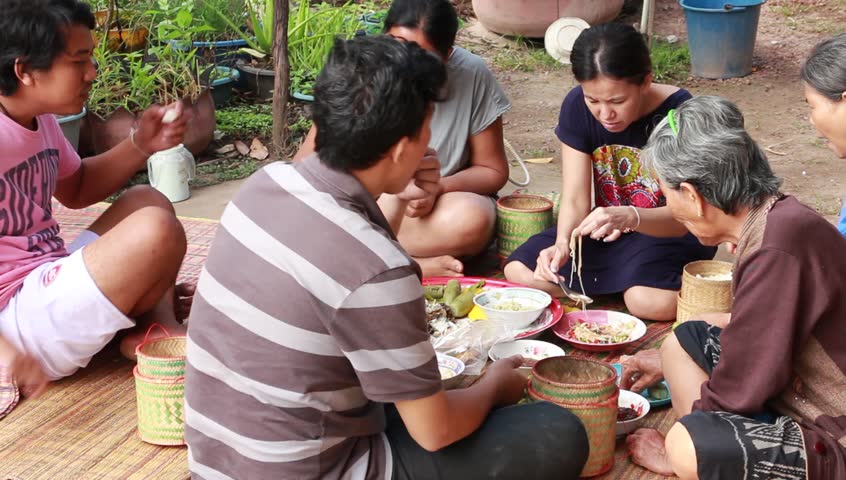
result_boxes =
[507,86,716,294]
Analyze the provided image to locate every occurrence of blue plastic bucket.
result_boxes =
[210,66,241,107]
[679,0,766,79]
[56,107,86,151]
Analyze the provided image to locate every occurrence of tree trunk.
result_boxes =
[272,0,290,159]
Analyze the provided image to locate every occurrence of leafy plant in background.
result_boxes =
[650,40,691,82]
[288,1,365,96]
[193,0,246,41]
[205,0,274,59]
[205,1,370,95]
[88,8,219,118]
[216,104,274,137]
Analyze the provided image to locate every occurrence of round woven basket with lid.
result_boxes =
[496,194,554,260]
[528,357,618,477]
[681,260,733,312]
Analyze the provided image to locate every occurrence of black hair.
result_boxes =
[383,0,458,57]
[801,33,846,101]
[313,35,447,172]
[0,0,95,96]
[570,23,652,85]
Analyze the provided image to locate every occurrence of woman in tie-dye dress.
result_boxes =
[505,23,715,321]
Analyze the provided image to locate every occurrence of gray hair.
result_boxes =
[801,33,846,101]
[641,96,782,214]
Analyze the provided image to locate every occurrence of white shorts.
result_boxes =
[0,231,134,380]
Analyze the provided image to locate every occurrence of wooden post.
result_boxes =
[271,0,290,159]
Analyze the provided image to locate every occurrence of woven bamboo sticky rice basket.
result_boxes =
[527,357,618,477]
[136,336,187,378]
[680,260,733,312]
[496,194,554,260]
[134,335,187,446]
[514,189,562,223]
[675,292,719,325]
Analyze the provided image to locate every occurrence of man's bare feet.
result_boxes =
[626,428,676,476]
[417,255,464,278]
[175,283,196,323]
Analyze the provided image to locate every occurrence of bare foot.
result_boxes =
[626,428,676,476]
[175,282,196,323]
[417,255,464,278]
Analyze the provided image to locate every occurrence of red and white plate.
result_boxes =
[553,310,647,352]
[423,276,564,340]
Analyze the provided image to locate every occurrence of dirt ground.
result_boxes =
[460,0,846,222]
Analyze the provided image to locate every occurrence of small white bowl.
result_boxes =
[616,389,651,436]
[473,287,552,330]
[437,354,465,390]
[489,340,565,377]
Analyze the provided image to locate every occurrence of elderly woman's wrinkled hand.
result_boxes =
[573,206,638,243]
[621,349,664,393]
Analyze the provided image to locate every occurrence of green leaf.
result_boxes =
[239,47,266,59]
[176,9,193,28]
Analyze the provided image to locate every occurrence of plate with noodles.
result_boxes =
[423,277,564,341]
[552,310,647,352]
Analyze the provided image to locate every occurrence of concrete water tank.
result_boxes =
[472,0,625,37]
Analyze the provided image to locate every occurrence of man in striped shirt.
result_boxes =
[184,36,588,480]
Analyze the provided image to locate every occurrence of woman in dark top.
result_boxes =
[504,24,715,320]
[622,96,846,479]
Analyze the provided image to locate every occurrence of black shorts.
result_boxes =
[674,321,808,480]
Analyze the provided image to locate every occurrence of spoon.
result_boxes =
[555,276,593,305]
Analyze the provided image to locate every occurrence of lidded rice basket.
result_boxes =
[134,334,187,446]
[527,357,618,477]
[676,260,733,325]
[496,194,554,261]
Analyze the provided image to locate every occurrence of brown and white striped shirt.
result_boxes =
[184,155,441,480]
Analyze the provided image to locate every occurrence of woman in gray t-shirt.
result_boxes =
[294,0,511,278]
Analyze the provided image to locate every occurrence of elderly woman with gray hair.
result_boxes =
[618,96,846,480]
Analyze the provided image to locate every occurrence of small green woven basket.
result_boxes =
[136,336,186,378]
[496,194,554,260]
[134,365,186,446]
[527,357,619,477]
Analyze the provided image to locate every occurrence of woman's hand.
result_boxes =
[398,149,442,218]
[534,241,570,283]
[573,206,638,243]
[133,102,191,155]
[621,350,664,392]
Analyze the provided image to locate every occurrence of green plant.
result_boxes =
[491,42,563,73]
[88,8,217,118]
[216,104,274,136]
[193,0,246,40]
[205,1,365,95]
[289,115,313,137]
[650,40,690,82]
[192,158,261,187]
